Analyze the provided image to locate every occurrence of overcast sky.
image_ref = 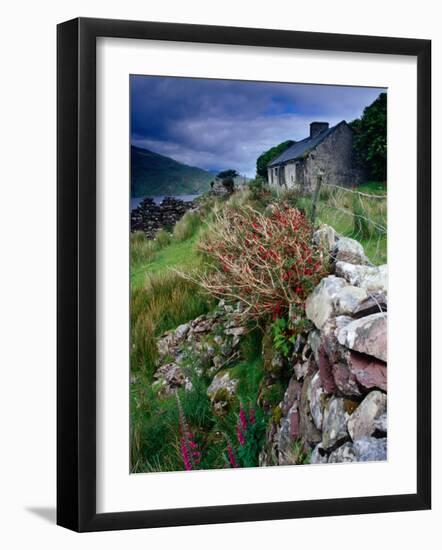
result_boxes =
[131,75,385,178]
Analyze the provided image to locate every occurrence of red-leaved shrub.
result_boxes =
[192,204,327,321]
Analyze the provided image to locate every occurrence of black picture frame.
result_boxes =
[57,17,431,532]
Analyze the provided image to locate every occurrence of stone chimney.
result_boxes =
[310,122,329,138]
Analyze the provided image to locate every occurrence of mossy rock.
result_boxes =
[262,329,285,375]
[272,404,283,425]
[258,379,285,411]
[207,370,239,415]
[212,387,230,403]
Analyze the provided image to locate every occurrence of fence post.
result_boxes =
[310,170,324,226]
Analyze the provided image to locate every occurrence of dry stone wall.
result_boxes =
[131,196,197,239]
[145,221,388,467]
[260,224,388,465]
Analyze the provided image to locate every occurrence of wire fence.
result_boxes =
[308,181,387,265]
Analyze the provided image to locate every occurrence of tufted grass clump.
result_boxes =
[131,270,214,380]
[146,271,213,335]
[155,228,172,248]
[173,210,202,242]
[130,231,158,266]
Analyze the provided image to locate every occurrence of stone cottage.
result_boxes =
[267,121,363,191]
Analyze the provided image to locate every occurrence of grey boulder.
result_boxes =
[313,224,338,255]
[308,372,326,430]
[310,443,328,464]
[328,442,356,463]
[332,237,371,266]
[353,436,387,462]
[347,390,387,441]
[321,396,350,449]
[207,371,238,400]
[337,312,387,362]
[335,261,387,294]
[306,276,347,330]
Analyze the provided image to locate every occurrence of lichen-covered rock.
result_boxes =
[317,345,338,394]
[310,443,328,464]
[293,360,310,381]
[157,331,176,359]
[321,396,351,449]
[305,276,348,330]
[374,412,388,434]
[313,224,338,255]
[332,237,371,266]
[155,302,248,394]
[335,261,387,294]
[309,372,326,430]
[332,362,362,397]
[328,441,356,463]
[333,285,369,316]
[277,403,301,465]
[174,322,190,340]
[153,363,193,394]
[298,372,322,448]
[319,316,353,363]
[224,326,246,337]
[307,279,368,335]
[347,351,387,392]
[192,318,213,333]
[281,377,302,416]
[206,370,238,411]
[337,312,387,362]
[347,390,387,441]
[353,436,387,462]
[308,329,322,360]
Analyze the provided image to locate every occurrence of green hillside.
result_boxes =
[131,145,214,197]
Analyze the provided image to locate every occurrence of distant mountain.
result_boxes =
[131,145,214,197]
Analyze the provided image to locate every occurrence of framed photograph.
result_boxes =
[57,17,431,532]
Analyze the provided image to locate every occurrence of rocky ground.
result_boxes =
[150,300,247,414]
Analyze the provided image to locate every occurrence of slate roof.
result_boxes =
[267,121,346,168]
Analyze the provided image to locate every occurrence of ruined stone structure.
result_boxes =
[267,121,363,192]
[131,196,196,239]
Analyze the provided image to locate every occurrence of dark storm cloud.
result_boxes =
[131,75,385,177]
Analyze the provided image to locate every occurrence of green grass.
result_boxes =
[230,329,265,404]
[289,181,387,265]
[131,232,203,289]
[130,218,215,382]
[130,231,158,266]
[358,181,387,194]
[173,210,202,242]
[131,373,215,473]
